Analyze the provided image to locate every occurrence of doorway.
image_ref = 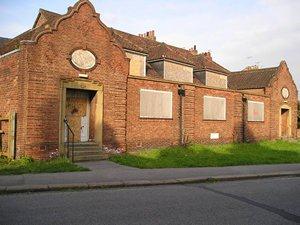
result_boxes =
[280,106,291,138]
[65,89,92,142]
[59,80,103,152]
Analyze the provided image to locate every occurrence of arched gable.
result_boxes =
[269,61,298,94]
[24,0,127,60]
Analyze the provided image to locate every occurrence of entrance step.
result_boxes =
[72,145,101,151]
[74,149,103,156]
[68,142,111,162]
[74,153,110,162]
[73,142,99,147]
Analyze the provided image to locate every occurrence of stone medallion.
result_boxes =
[281,87,289,99]
[71,49,96,71]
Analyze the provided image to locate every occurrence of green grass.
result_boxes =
[0,157,89,175]
[110,140,300,169]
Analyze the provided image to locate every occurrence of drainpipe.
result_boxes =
[178,85,186,146]
[0,130,4,154]
[242,95,247,143]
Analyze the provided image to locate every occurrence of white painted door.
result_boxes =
[80,115,89,142]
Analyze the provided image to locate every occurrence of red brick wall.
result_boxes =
[0,52,20,156]
[239,88,265,95]
[266,62,298,139]
[126,77,180,150]
[243,94,271,142]
[193,87,239,143]
[193,88,270,144]
[126,77,272,150]
[0,53,19,119]
[1,2,297,159]
[19,2,129,159]
[183,85,195,143]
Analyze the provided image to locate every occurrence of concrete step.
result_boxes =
[73,153,110,162]
[65,142,111,162]
[73,142,99,147]
[73,150,103,156]
[73,146,101,151]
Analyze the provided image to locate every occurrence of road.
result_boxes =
[0,177,299,225]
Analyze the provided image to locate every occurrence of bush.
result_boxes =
[19,156,35,164]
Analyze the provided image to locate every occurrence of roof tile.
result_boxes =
[0,8,230,75]
[228,67,279,90]
[0,37,10,47]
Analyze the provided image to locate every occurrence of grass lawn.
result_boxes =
[110,140,300,169]
[0,157,89,175]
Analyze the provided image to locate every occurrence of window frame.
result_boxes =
[205,72,228,89]
[125,51,147,77]
[203,95,227,121]
[139,89,173,119]
[247,100,265,122]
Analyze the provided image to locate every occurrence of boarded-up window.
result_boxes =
[140,89,172,119]
[203,96,226,120]
[206,72,228,89]
[125,52,146,76]
[248,101,264,122]
[164,61,193,83]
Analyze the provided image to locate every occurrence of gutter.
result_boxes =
[0,49,20,59]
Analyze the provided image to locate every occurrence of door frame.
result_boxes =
[59,79,103,154]
[279,104,292,138]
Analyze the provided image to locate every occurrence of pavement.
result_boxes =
[0,161,299,194]
[1,177,299,225]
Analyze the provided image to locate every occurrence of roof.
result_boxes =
[111,28,229,73]
[147,43,194,65]
[191,54,229,74]
[1,3,285,90]
[228,67,279,90]
[0,37,10,47]
[1,3,287,92]
[0,6,230,74]
[146,63,162,78]
[33,9,61,28]
[110,28,152,54]
[0,9,61,55]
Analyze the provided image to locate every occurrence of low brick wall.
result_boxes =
[126,77,273,150]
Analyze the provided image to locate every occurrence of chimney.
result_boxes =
[243,65,260,71]
[138,30,156,41]
[203,51,212,61]
[189,45,198,55]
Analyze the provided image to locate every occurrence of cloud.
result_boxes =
[0,23,28,38]
[211,0,300,92]
[1,0,299,92]
[151,0,300,91]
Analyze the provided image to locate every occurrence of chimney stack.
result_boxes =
[189,45,198,55]
[139,30,156,41]
[243,65,260,71]
[203,51,212,61]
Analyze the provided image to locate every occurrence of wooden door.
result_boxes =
[281,109,289,137]
[66,90,90,142]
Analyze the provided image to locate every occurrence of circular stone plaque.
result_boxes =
[71,49,96,70]
[281,87,289,99]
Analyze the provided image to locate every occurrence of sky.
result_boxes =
[0,0,299,92]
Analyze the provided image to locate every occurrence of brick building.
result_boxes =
[0,0,298,161]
